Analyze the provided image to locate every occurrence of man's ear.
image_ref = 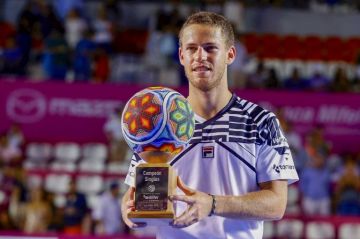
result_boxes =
[179,47,185,66]
[226,46,236,65]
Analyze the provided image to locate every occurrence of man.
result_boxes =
[122,11,298,239]
[63,180,90,235]
[93,182,124,235]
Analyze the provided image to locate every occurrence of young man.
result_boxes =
[122,11,298,239]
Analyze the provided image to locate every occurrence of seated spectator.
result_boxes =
[283,68,309,90]
[246,61,268,89]
[330,67,351,92]
[92,182,124,235]
[23,186,52,233]
[308,71,330,91]
[265,68,280,89]
[63,180,90,235]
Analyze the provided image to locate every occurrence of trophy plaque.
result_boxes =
[129,151,177,224]
[121,87,195,225]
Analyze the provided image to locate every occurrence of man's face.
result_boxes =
[179,24,235,92]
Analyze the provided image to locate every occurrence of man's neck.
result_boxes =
[188,87,232,120]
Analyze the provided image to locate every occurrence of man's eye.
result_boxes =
[186,47,196,51]
[205,46,217,52]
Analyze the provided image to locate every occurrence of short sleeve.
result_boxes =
[256,115,299,184]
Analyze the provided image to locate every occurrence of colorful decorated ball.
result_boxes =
[121,87,195,156]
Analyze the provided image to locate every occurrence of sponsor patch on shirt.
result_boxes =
[202,146,214,158]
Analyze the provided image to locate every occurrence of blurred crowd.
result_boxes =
[0,109,359,236]
[1,0,360,92]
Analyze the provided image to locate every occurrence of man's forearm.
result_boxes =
[215,181,288,220]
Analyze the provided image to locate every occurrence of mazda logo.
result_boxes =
[6,89,47,123]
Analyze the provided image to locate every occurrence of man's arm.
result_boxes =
[215,180,287,220]
[170,179,288,227]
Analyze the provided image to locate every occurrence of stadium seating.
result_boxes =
[306,221,335,239]
[263,221,275,239]
[76,175,104,195]
[45,174,72,194]
[81,143,108,162]
[339,222,360,239]
[286,184,300,215]
[277,219,304,239]
[54,142,81,163]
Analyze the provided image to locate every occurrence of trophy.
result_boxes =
[121,87,195,225]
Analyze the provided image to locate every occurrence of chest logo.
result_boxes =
[202,146,214,158]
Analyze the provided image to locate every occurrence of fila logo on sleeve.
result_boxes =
[202,146,214,158]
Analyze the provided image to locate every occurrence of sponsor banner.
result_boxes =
[0,80,359,153]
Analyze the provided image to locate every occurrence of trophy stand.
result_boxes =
[128,151,177,226]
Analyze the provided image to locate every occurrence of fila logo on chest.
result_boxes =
[202,146,214,158]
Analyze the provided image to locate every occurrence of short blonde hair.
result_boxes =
[179,11,235,49]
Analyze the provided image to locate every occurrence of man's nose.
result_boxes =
[194,47,207,61]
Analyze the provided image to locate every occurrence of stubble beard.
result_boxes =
[186,64,226,92]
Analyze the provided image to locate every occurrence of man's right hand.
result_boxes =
[121,186,147,228]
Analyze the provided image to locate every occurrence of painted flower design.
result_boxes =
[123,93,161,136]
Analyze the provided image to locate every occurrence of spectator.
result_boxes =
[283,68,309,90]
[300,153,332,216]
[246,61,267,89]
[93,48,110,83]
[0,166,18,230]
[92,6,114,53]
[63,180,90,235]
[296,126,330,174]
[65,8,88,49]
[8,166,28,230]
[73,29,96,81]
[0,134,22,165]
[334,155,360,216]
[308,70,330,91]
[265,68,280,89]
[23,186,52,233]
[0,37,24,76]
[38,3,64,38]
[42,29,69,80]
[92,182,124,235]
[330,67,351,92]
[6,124,25,150]
[104,107,128,162]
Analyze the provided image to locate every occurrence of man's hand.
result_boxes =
[121,187,146,228]
[169,177,213,228]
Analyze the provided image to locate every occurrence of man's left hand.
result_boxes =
[169,177,213,228]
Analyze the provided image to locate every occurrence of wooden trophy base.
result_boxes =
[128,210,174,226]
[129,162,177,226]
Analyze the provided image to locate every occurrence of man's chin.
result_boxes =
[189,80,214,92]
